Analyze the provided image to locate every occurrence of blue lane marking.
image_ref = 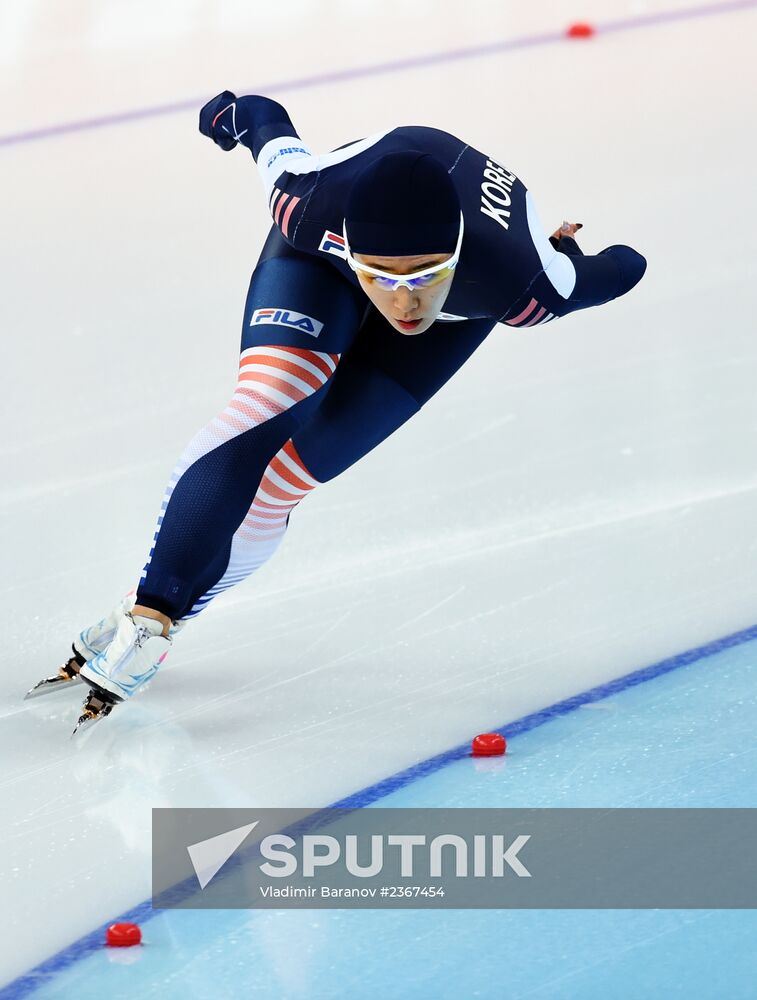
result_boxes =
[332,620,757,808]
[0,0,754,148]
[3,618,757,998]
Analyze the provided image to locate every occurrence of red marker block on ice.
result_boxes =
[471,732,506,757]
[106,922,142,947]
[566,22,596,38]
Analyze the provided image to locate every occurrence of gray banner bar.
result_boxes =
[152,808,757,909]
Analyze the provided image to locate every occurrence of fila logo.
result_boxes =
[250,308,324,338]
[318,230,347,258]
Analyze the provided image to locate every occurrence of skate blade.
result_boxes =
[71,703,114,738]
[25,673,84,700]
[71,687,119,738]
[26,647,87,702]
[71,711,104,737]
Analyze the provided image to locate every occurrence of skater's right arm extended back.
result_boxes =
[199,91,317,245]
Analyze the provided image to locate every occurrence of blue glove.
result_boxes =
[199,91,241,151]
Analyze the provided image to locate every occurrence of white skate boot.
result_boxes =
[25,594,185,703]
[25,592,139,700]
[74,613,172,734]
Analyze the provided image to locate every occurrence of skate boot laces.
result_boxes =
[133,624,152,649]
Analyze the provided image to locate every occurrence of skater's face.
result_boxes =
[352,251,455,335]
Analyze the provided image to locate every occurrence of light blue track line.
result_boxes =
[3,618,757,999]
[0,0,754,149]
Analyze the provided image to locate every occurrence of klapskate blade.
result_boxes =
[24,675,85,700]
[71,712,101,738]
[71,691,116,738]
[71,706,112,738]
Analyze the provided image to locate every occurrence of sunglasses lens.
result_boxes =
[373,276,399,290]
[368,267,454,291]
[410,268,453,288]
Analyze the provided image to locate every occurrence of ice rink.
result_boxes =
[2,0,757,995]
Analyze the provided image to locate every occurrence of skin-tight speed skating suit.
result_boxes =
[134,93,647,622]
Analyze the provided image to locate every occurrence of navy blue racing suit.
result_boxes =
[135,95,646,621]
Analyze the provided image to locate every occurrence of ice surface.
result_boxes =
[16,638,757,998]
[1,0,757,990]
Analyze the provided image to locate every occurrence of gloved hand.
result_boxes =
[551,220,583,240]
[549,220,583,249]
[199,90,241,151]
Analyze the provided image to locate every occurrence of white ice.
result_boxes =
[1,0,756,985]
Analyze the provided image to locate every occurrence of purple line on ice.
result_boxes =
[0,0,754,149]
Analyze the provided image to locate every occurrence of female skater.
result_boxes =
[27,91,647,731]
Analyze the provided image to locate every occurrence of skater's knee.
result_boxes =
[230,344,340,430]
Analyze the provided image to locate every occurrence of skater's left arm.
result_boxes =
[501,192,647,323]
[550,226,647,313]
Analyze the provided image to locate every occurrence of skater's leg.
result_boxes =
[177,437,318,619]
[59,233,362,716]
[134,229,364,623]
